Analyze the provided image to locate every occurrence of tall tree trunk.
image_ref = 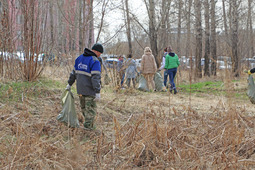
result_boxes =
[160,0,171,50]
[88,0,94,47]
[194,0,202,78]
[231,0,239,77]
[125,0,132,54]
[248,0,254,58]
[96,0,108,43]
[49,1,54,49]
[222,0,229,40]
[0,1,11,77]
[177,0,182,55]
[57,0,64,53]
[203,0,210,77]
[185,0,192,58]
[78,0,83,51]
[147,0,158,67]
[210,0,217,76]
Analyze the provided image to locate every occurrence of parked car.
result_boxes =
[217,60,232,69]
[105,58,119,68]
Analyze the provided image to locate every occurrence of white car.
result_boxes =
[105,58,119,68]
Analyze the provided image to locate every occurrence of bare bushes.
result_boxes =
[98,104,255,169]
[1,89,255,169]
[0,1,49,81]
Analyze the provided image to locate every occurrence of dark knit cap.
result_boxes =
[92,43,104,53]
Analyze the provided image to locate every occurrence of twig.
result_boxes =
[122,114,133,128]
[237,113,251,130]
[238,159,255,163]
[220,127,225,140]
[2,112,20,122]
[10,142,23,169]
[102,97,117,109]
[208,120,230,135]
[184,142,201,151]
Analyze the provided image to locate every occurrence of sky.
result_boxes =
[94,0,147,44]
[94,0,226,45]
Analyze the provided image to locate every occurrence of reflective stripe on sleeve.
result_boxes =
[75,70,91,77]
[91,71,101,74]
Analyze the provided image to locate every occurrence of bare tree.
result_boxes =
[210,0,217,76]
[145,0,159,67]
[203,0,210,77]
[0,1,11,77]
[88,0,94,47]
[185,0,193,58]
[176,0,183,55]
[222,0,229,41]
[17,0,47,81]
[194,0,202,78]
[247,0,254,58]
[159,0,171,50]
[49,1,54,49]
[124,0,132,54]
[95,0,109,43]
[230,0,240,77]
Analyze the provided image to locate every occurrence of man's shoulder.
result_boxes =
[92,56,99,62]
[77,55,98,61]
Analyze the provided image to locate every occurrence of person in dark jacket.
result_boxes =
[164,45,180,94]
[66,43,104,130]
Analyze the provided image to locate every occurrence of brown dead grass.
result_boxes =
[1,66,255,169]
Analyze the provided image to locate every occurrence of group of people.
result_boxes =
[66,43,180,130]
[116,47,158,90]
[116,46,180,93]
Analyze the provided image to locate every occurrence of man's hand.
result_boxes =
[244,70,252,75]
[95,93,100,102]
[66,84,71,90]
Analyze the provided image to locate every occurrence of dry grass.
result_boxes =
[1,65,255,169]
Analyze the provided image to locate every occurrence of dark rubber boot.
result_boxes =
[174,89,177,94]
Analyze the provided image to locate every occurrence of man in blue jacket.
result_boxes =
[66,43,103,130]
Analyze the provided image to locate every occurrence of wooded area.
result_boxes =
[1,1,255,169]
[0,0,254,80]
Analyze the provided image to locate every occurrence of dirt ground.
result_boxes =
[1,68,255,169]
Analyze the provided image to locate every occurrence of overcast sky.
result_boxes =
[94,0,147,45]
[94,0,226,45]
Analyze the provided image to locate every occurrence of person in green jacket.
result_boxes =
[164,45,180,94]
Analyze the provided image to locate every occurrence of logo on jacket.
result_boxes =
[78,62,88,70]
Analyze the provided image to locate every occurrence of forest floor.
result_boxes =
[1,67,255,169]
